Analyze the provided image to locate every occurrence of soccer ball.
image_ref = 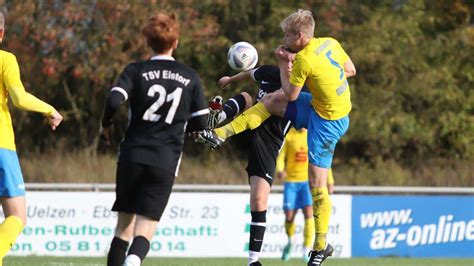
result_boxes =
[227,42,258,71]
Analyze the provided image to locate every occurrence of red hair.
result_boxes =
[141,13,180,53]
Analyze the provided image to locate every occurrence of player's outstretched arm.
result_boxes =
[218,70,253,89]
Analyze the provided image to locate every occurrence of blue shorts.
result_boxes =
[284,92,349,168]
[283,181,313,211]
[307,111,349,168]
[0,148,25,197]
[284,92,312,130]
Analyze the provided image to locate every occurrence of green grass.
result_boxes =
[4,257,474,266]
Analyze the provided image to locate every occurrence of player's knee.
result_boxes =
[240,91,253,111]
[285,214,295,223]
[250,197,267,211]
[308,166,329,189]
[308,178,318,189]
[302,206,313,219]
[20,216,26,227]
[262,92,286,115]
[261,94,271,109]
[115,227,134,242]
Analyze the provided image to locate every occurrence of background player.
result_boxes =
[100,13,209,266]
[206,65,291,266]
[275,9,355,266]
[276,128,335,262]
[0,11,63,265]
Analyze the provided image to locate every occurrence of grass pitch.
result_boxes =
[4,257,474,266]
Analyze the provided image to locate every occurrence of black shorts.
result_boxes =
[246,117,289,186]
[112,162,175,221]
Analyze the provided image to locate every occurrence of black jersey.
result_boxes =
[251,65,291,145]
[252,65,281,101]
[103,56,208,175]
[251,64,291,132]
[246,65,291,181]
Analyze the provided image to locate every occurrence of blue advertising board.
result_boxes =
[352,195,474,257]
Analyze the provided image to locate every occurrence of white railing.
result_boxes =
[25,183,474,194]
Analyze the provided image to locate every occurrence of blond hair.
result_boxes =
[280,9,315,38]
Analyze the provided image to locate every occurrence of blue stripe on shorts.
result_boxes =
[0,148,25,197]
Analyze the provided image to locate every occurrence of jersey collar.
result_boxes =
[150,55,175,61]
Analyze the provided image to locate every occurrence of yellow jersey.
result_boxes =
[276,128,334,184]
[0,50,55,151]
[290,37,351,120]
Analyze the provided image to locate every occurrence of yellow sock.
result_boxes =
[214,124,235,139]
[0,216,24,261]
[284,221,296,241]
[311,187,332,251]
[215,102,270,139]
[303,217,315,248]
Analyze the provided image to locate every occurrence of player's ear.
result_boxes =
[173,39,179,49]
[0,28,4,43]
[298,31,304,40]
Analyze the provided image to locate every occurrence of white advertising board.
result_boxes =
[3,192,351,258]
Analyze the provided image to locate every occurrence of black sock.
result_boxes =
[249,210,267,253]
[107,236,129,266]
[223,93,247,119]
[127,236,150,261]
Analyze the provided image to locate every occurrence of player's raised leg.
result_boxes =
[214,101,271,140]
[197,90,293,149]
[207,92,252,129]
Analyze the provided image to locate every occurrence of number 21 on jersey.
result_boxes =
[142,84,182,124]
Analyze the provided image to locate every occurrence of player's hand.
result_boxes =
[275,45,287,61]
[277,171,287,180]
[188,131,199,139]
[328,183,335,194]
[48,110,63,131]
[100,125,112,145]
[218,76,231,89]
[275,45,296,62]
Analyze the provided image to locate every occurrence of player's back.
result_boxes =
[292,37,351,120]
[117,57,207,172]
